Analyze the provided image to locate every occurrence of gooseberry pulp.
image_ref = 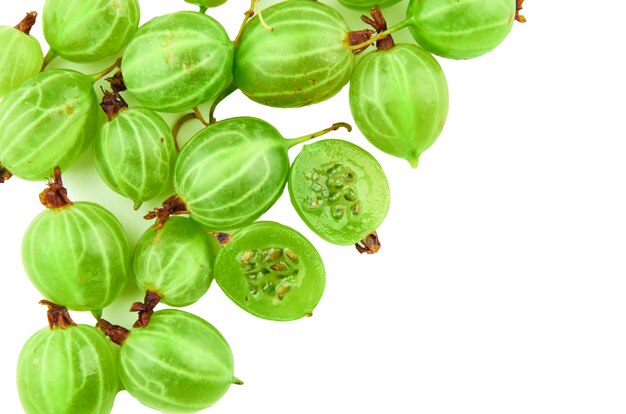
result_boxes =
[22,168,131,312]
[122,11,233,113]
[350,43,449,167]
[288,139,390,248]
[17,302,119,414]
[171,117,350,230]
[338,0,401,10]
[215,221,326,321]
[43,0,140,63]
[234,0,355,108]
[94,92,177,209]
[99,309,239,413]
[133,217,220,307]
[0,12,43,98]
[0,69,98,181]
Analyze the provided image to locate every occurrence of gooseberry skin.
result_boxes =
[174,117,290,230]
[133,217,220,307]
[185,0,226,7]
[22,202,131,311]
[234,0,355,108]
[119,309,236,413]
[0,69,99,181]
[349,44,449,167]
[0,26,43,98]
[93,107,177,208]
[215,221,326,321]
[122,11,233,113]
[17,324,119,414]
[43,0,140,63]
[338,0,401,10]
[288,139,390,245]
[407,0,516,60]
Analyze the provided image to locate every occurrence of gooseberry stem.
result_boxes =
[355,231,381,254]
[199,5,208,13]
[287,122,352,148]
[232,377,244,385]
[41,49,58,71]
[0,164,12,184]
[15,11,37,34]
[193,107,210,126]
[209,82,238,124]
[90,58,122,84]
[130,290,161,328]
[516,0,527,23]
[39,166,73,209]
[144,195,190,230]
[172,113,199,152]
[361,5,395,51]
[234,0,273,45]
[40,300,77,330]
[96,319,130,345]
[347,18,413,53]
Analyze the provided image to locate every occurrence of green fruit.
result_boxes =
[0,69,98,181]
[94,107,177,209]
[234,0,355,107]
[406,0,516,59]
[349,44,448,167]
[338,0,401,10]
[215,221,325,321]
[0,25,43,98]
[43,0,140,63]
[288,139,390,245]
[122,11,233,113]
[119,309,238,412]
[22,197,131,311]
[133,217,220,307]
[174,117,349,230]
[17,305,119,414]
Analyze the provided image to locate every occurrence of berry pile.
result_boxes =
[1,0,525,412]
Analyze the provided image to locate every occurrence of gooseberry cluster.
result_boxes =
[1,0,525,412]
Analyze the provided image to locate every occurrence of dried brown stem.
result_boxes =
[355,231,381,255]
[15,11,37,34]
[100,88,128,121]
[130,290,161,328]
[144,195,190,230]
[516,0,526,23]
[39,166,72,209]
[40,300,77,329]
[96,319,130,345]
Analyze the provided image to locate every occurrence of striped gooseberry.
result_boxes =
[122,11,233,113]
[133,216,221,307]
[43,0,140,63]
[94,89,177,209]
[288,139,390,253]
[22,168,131,312]
[215,221,326,321]
[0,12,43,98]
[338,0,401,10]
[349,7,449,167]
[97,309,240,413]
[233,0,357,108]
[157,117,350,231]
[0,69,99,181]
[17,301,119,414]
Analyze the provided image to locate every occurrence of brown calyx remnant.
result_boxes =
[15,11,37,34]
[355,231,381,255]
[39,166,72,209]
[105,70,127,93]
[144,195,190,230]
[100,88,128,121]
[96,319,130,345]
[348,29,376,55]
[361,5,394,51]
[0,164,12,183]
[213,232,232,245]
[130,290,161,328]
[40,300,77,329]
[516,0,526,23]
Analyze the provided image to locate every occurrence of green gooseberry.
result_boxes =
[122,11,233,113]
[349,43,449,167]
[17,301,119,414]
[94,93,177,210]
[173,117,350,230]
[133,217,221,307]
[102,309,239,413]
[234,0,356,108]
[338,0,401,10]
[406,0,517,59]
[288,139,390,248]
[22,168,131,312]
[215,221,326,321]
[0,12,43,98]
[43,0,140,63]
[0,69,99,181]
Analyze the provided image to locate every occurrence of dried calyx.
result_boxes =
[100,88,128,121]
[39,166,72,209]
[40,300,77,330]
[0,164,12,183]
[96,319,130,345]
[130,290,161,328]
[516,0,526,23]
[144,195,190,230]
[105,70,127,93]
[355,231,381,255]
[213,232,232,245]
[15,11,37,34]
[361,5,394,51]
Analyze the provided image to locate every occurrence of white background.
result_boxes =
[2,1,626,413]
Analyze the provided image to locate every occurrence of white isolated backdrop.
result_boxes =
[1,1,626,413]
